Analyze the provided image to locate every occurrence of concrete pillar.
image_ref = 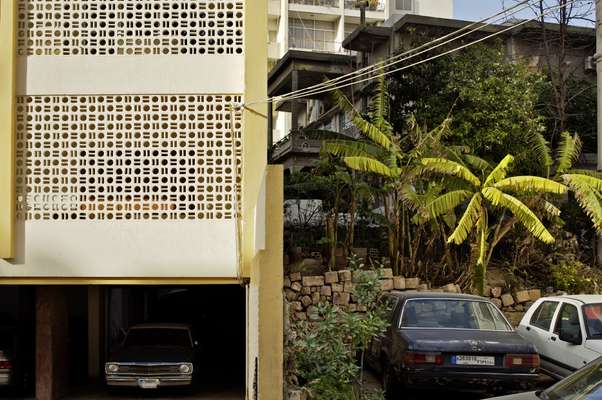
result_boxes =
[87,286,101,379]
[36,287,69,400]
[290,70,299,132]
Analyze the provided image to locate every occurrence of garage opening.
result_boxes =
[32,285,246,400]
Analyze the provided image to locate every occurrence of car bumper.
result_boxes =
[398,369,539,391]
[105,375,192,388]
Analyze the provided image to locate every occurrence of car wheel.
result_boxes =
[382,362,400,400]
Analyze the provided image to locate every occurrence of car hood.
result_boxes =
[109,346,194,363]
[485,391,539,400]
[399,329,535,354]
[584,340,602,355]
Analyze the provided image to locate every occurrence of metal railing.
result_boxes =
[288,37,338,52]
[344,0,385,11]
[289,0,339,7]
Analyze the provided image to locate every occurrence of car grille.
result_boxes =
[116,364,181,375]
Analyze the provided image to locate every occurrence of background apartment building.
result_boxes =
[0,0,282,399]
[267,0,454,143]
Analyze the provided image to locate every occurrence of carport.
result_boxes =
[11,285,246,400]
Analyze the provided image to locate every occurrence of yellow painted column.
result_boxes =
[242,0,268,277]
[0,0,16,259]
[258,166,283,400]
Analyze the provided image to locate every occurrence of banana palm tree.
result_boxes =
[323,75,451,274]
[422,154,568,294]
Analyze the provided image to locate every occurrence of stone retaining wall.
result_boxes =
[284,269,543,324]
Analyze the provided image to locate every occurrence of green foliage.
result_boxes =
[292,256,389,400]
[551,260,597,294]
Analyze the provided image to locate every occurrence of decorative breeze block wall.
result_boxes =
[17,0,244,56]
[16,94,243,221]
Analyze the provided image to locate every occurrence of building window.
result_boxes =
[288,18,336,52]
[395,0,412,11]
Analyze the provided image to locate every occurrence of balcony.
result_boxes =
[289,37,338,53]
[344,0,385,11]
[289,0,339,7]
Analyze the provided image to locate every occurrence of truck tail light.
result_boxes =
[0,361,12,370]
[504,354,540,369]
[403,352,443,366]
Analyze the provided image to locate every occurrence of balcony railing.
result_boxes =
[289,0,339,7]
[344,0,385,11]
[289,37,337,52]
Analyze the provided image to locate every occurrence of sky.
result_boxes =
[453,0,595,26]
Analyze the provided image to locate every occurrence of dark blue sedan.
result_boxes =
[367,292,540,398]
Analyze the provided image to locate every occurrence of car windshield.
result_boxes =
[124,328,191,348]
[540,357,602,400]
[400,299,512,331]
[583,304,602,339]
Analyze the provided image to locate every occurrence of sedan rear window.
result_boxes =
[400,299,512,331]
[125,329,192,348]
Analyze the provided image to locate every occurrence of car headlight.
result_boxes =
[179,364,191,374]
[106,364,119,373]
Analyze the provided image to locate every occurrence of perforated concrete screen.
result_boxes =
[16,94,243,221]
[17,0,244,56]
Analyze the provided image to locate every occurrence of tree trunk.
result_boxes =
[474,209,489,295]
[345,190,357,257]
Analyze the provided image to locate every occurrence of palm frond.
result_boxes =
[494,176,568,195]
[482,187,554,243]
[527,128,553,170]
[568,169,602,179]
[483,154,514,187]
[426,190,472,218]
[463,154,492,173]
[448,193,482,245]
[322,139,383,159]
[542,200,561,217]
[421,158,481,187]
[556,132,582,174]
[562,173,602,192]
[343,156,396,177]
[562,175,602,234]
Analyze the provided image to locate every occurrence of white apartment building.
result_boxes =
[267,0,454,141]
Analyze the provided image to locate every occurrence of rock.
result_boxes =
[284,277,291,288]
[442,283,458,293]
[491,287,503,298]
[455,284,462,293]
[312,292,320,305]
[338,270,352,282]
[357,304,367,312]
[483,286,492,297]
[320,286,332,297]
[514,290,530,304]
[501,293,515,307]
[295,312,307,321]
[301,287,311,295]
[380,268,394,278]
[528,289,542,301]
[380,279,394,291]
[430,288,444,293]
[348,304,357,312]
[417,284,429,291]
[290,301,303,312]
[353,270,377,282]
[285,289,298,302]
[331,283,344,293]
[301,295,312,308]
[290,272,302,282]
[333,292,351,305]
[302,276,325,287]
[343,282,355,293]
[491,298,503,308]
[321,296,330,302]
[405,278,420,289]
[393,276,406,290]
[291,281,302,292]
[324,271,339,284]
[545,286,555,294]
[515,304,525,312]
[310,287,317,293]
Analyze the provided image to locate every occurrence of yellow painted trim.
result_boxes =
[241,0,268,278]
[258,166,284,400]
[0,0,16,259]
[0,277,244,285]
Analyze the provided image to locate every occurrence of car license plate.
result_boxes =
[452,355,495,366]
[137,378,159,389]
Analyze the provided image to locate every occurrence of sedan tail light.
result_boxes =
[504,354,540,369]
[0,361,12,370]
[403,352,443,366]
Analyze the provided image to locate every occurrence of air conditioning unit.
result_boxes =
[585,56,596,72]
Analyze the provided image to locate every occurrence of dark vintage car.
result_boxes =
[367,292,540,398]
[489,355,602,400]
[105,323,199,390]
